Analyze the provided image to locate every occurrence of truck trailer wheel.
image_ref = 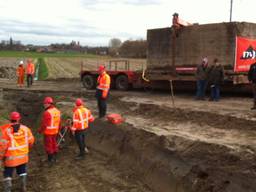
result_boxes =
[82,75,96,89]
[115,75,129,91]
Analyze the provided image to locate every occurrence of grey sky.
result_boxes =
[0,0,255,46]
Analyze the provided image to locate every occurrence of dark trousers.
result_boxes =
[210,84,220,101]
[196,80,207,99]
[4,164,27,178]
[26,74,33,87]
[252,83,256,106]
[75,130,86,156]
[97,98,107,118]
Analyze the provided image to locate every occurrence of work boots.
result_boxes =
[3,178,12,192]
[19,175,27,192]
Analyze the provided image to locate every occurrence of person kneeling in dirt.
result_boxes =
[0,112,34,192]
[71,98,94,160]
[207,58,224,101]
[38,97,61,165]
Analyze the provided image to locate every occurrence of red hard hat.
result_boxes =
[10,112,21,121]
[98,65,105,72]
[44,97,53,104]
[75,98,83,106]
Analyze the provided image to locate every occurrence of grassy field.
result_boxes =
[0,51,105,58]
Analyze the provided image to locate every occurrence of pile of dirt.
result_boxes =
[87,120,256,192]
[0,66,16,79]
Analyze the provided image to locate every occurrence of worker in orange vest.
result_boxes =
[95,65,111,118]
[26,59,35,87]
[38,97,61,165]
[16,61,25,88]
[1,112,34,192]
[71,98,94,160]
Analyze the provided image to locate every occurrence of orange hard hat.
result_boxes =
[44,97,53,104]
[98,65,105,72]
[75,98,83,106]
[10,112,21,121]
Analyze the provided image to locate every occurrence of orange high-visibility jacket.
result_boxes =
[72,106,94,131]
[16,66,25,77]
[4,124,34,167]
[44,107,61,135]
[97,71,111,98]
[0,124,12,160]
[26,63,35,75]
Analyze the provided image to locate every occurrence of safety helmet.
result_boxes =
[98,65,105,72]
[10,112,21,121]
[19,60,24,65]
[75,98,83,106]
[44,97,53,104]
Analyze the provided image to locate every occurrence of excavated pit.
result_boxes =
[0,88,256,192]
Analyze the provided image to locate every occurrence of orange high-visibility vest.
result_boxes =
[0,124,12,160]
[4,125,34,167]
[44,107,61,135]
[97,72,110,96]
[16,66,25,77]
[26,63,35,74]
[72,107,93,130]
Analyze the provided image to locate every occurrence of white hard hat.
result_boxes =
[202,57,208,63]
[19,60,24,65]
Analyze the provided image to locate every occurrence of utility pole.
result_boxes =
[230,0,233,22]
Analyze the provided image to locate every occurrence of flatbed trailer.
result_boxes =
[80,60,147,91]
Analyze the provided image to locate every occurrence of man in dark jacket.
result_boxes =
[248,62,256,109]
[195,57,208,100]
[208,58,224,101]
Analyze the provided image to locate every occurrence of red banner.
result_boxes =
[234,36,256,72]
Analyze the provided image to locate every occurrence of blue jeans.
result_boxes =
[75,130,87,155]
[211,84,220,101]
[196,80,207,99]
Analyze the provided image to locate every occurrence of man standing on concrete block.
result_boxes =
[26,58,35,87]
[248,62,256,109]
[195,57,209,100]
[71,98,94,160]
[38,97,61,165]
[95,65,111,118]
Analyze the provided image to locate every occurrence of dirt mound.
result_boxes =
[86,120,256,192]
[0,66,16,79]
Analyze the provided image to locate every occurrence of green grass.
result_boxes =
[0,51,103,58]
[37,58,48,80]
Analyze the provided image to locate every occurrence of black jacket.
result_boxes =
[207,65,224,85]
[248,63,256,83]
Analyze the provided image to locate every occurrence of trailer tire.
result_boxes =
[115,75,129,91]
[82,74,96,89]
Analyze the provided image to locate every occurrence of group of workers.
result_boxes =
[0,65,110,192]
[16,59,35,88]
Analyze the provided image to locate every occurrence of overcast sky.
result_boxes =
[0,0,255,46]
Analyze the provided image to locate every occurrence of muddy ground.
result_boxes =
[0,79,256,192]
